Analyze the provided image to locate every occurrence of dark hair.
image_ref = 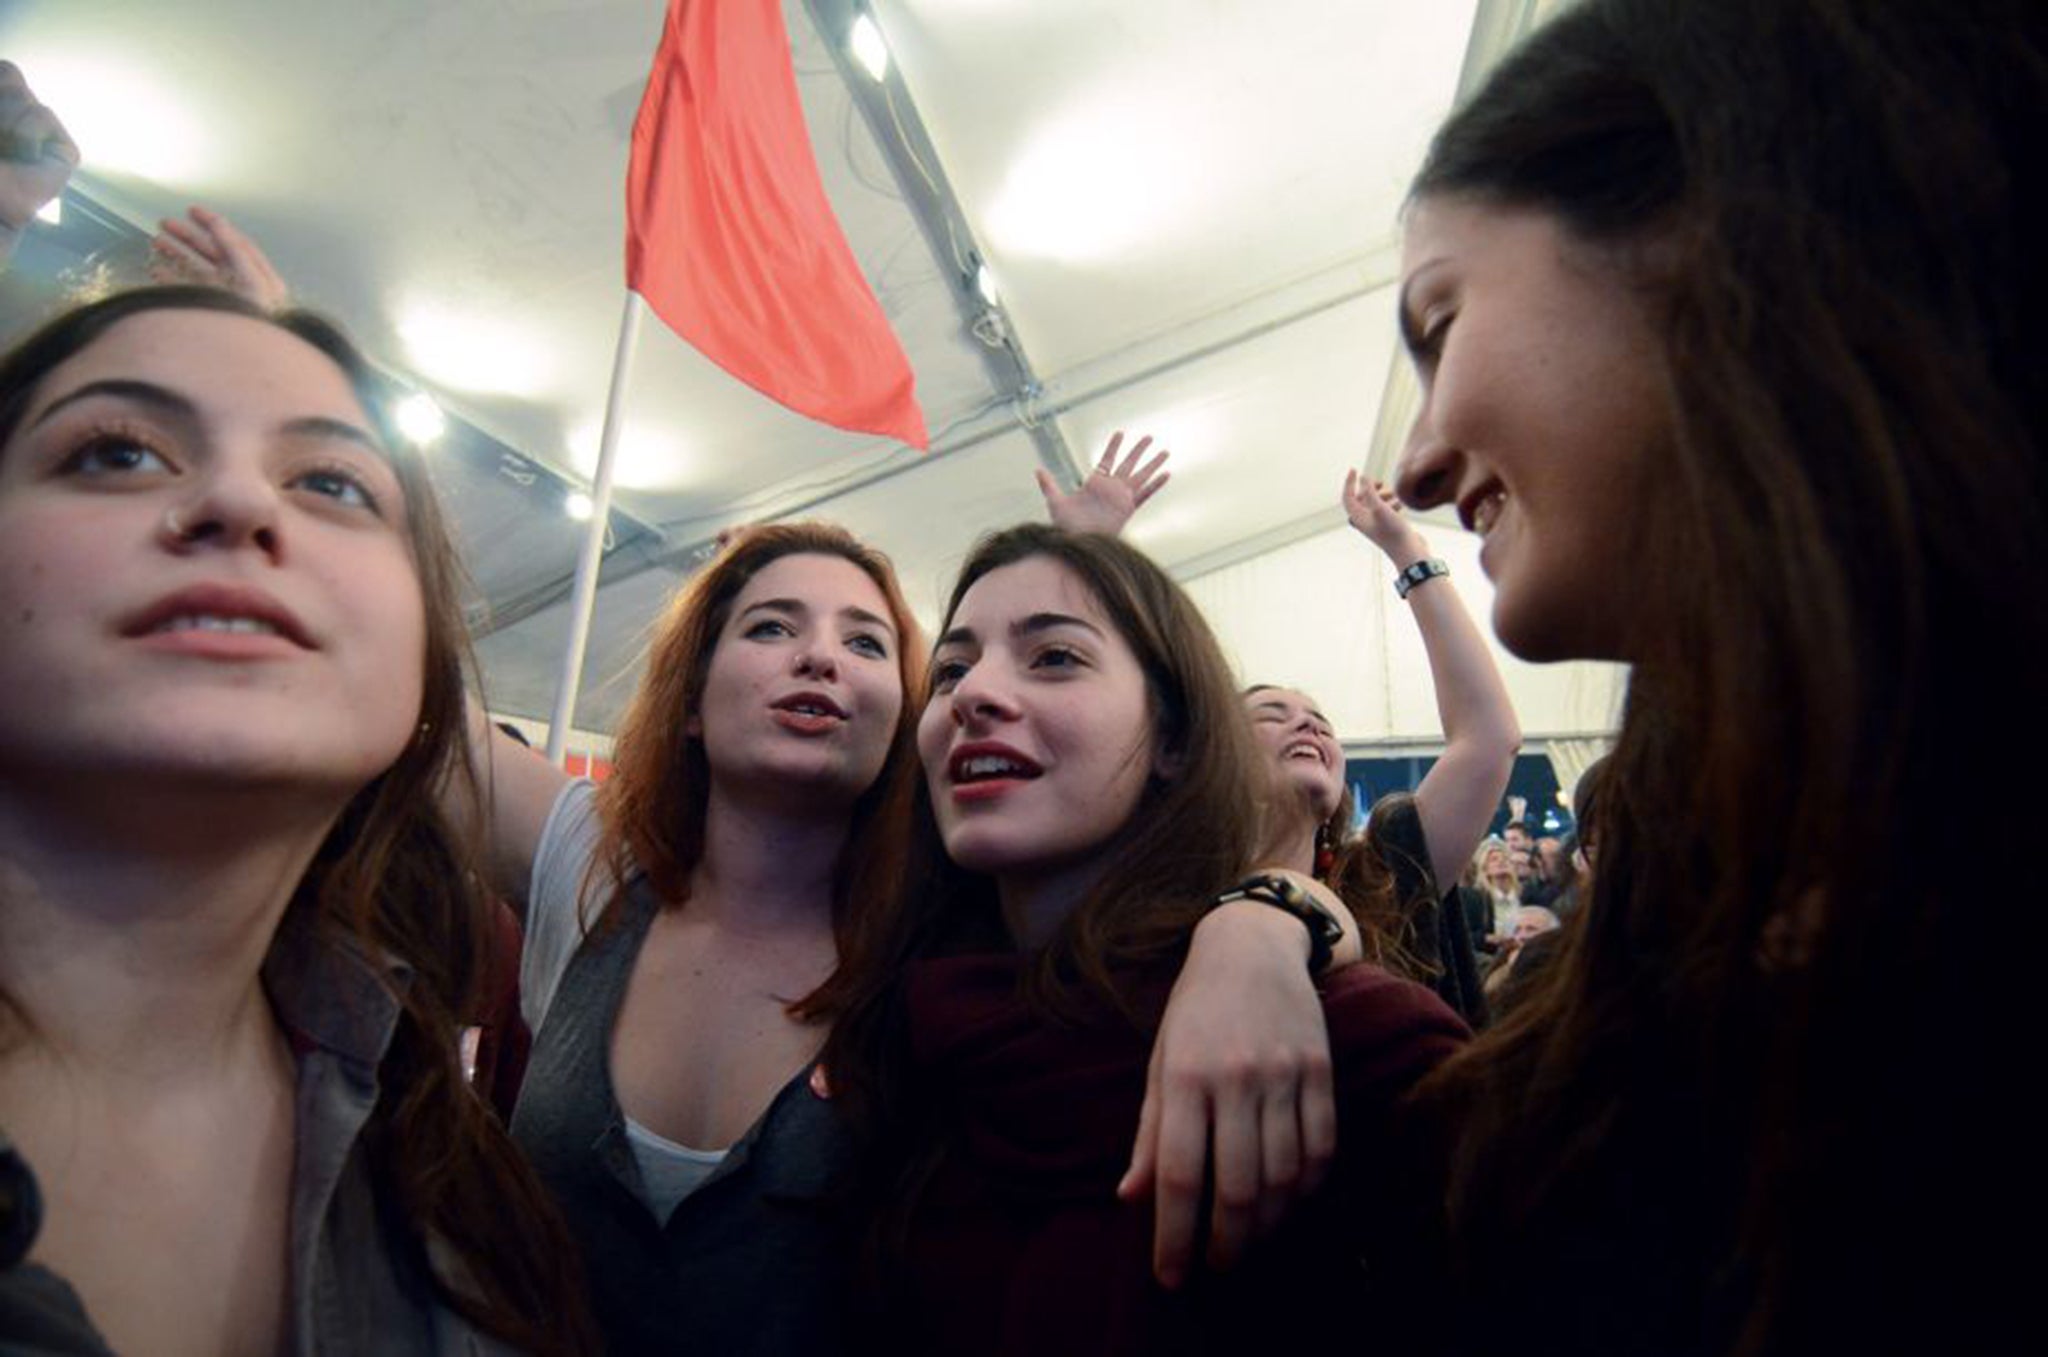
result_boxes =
[1569,754,1610,858]
[0,287,594,1354]
[1406,3,2043,1352]
[913,525,1264,1014]
[595,521,923,1021]
[822,525,1269,1274]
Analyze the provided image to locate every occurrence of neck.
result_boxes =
[0,780,339,1082]
[690,783,849,936]
[997,855,1117,951]
[1260,797,1321,878]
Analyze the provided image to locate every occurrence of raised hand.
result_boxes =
[1342,467,1430,566]
[150,206,291,310]
[1038,431,1172,537]
[0,62,79,253]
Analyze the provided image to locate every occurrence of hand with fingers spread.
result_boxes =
[1119,890,1342,1288]
[1343,467,1431,568]
[0,61,79,259]
[150,206,291,310]
[1038,430,1172,537]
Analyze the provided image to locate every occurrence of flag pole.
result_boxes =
[544,290,647,767]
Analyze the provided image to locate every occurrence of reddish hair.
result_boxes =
[594,522,924,1020]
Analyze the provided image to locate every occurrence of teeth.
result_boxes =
[1284,743,1323,763]
[960,755,1032,780]
[1471,492,1507,537]
[156,614,281,636]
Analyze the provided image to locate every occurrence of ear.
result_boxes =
[684,710,703,739]
[1151,737,1185,783]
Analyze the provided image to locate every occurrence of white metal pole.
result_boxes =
[544,291,647,766]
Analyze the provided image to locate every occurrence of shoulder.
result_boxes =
[1319,964,1469,1092]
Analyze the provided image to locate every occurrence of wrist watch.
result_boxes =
[1394,557,1450,599]
[1212,872,1345,975]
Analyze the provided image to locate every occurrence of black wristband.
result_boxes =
[1394,557,1450,599]
[1213,872,1344,975]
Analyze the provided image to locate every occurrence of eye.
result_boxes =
[292,464,382,513]
[744,618,795,641]
[1029,644,1085,674]
[847,631,890,660]
[60,431,174,479]
[928,656,970,693]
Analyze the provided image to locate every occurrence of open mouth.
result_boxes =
[771,692,849,720]
[949,746,1044,784]
[124,584,314,649]
[1461,487,1508,538]
[1282,740,1328,767]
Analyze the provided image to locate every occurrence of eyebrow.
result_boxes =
[741,597,898,638]
[934,610,1105,652]
[27,378,386,453]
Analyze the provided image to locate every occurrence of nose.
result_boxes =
[159,461,283,560]
[1393,412,1462,514]
[948,660,1019,728]
[791,642,839,682]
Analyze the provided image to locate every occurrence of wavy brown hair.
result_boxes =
[822,526,1272,1287]
[0,286,595,1353]
[593,521,924,1021]
[1400,3,2044,1353]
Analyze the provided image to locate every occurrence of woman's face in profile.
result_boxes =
[1392,196,1672,664]
[0,308,428,795]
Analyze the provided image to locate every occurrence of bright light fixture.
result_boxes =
[568,420,685,491]
[565,491,595,522]
[983,101,1201,263]
[850,14,891,81]
[975,263,1000,306]
[398,301,552,397]
[17,56,211,182]
[394,392,446,445]
[35,198,62,226]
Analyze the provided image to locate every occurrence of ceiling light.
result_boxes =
[397,301,552,396]
[16,56,212,182]
[568,421,686,491]
[974,263,1000,306]
[985,101,1202,264]
[850,14,891,81]
[394,392,446,445]
[565,491,595,522]
[35,199,62,226]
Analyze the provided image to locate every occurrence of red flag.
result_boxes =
[627,0,929,449]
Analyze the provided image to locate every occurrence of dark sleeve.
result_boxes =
[1319,967,1469,1230]
[1436,889,1490,1029]
[1372,799,1437,910]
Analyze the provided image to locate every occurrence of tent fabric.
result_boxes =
[626,0,929,449]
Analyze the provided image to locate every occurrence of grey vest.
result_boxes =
[509,882,857,1356]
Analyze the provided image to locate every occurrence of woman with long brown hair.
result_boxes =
[1245,472,1518,1025]
[1387,0,2044,1351]
[825,525,1469,1353]
[0,286,591,1355]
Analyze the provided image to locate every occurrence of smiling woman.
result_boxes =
[0,286,592,1357]
[824,525,1469,1355]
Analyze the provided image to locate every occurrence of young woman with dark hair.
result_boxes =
[0,286,592,1355]
[1386,1,2045,1351]
[825,525,1469,1354]
[1245,472,1519,1026]
[463,500,1364,1352]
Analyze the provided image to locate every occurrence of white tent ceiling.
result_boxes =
[0,0,1621,746]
